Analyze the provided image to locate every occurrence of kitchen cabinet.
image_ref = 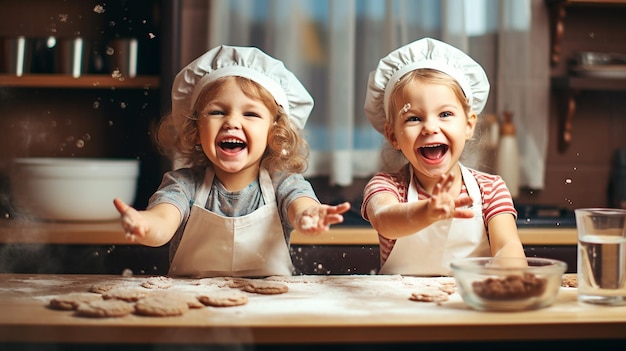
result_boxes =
[546,0,626,152]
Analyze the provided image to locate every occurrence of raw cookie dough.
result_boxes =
[409,291,449,303]
[134,295,190,317]
[88,281,117,294]
[103,287,148,302]
[194,277,249,289]
[242,280,289,295]
[472,273,546,300]
[48,292,103,310]
[75,299,135,318]
[141,276,173,289]
[197,289,249,307]
[149,291,204,309]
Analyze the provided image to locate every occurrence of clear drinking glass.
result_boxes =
[575,208,626,305]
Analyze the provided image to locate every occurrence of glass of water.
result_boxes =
[575,208,626,306]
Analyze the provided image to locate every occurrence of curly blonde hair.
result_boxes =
[155,76,309,174]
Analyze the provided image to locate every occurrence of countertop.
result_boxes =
[0,219,577,246]
[0,273,625,345]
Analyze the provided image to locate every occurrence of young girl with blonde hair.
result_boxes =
[361,38,525,276]
[114,45,350,277]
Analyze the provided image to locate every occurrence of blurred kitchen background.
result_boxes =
[1,0,626,225]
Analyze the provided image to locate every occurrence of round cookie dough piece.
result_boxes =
[48,293,103,310]
[197,289,249,307]
[88,281,117,294]
[409,291,449,303]
[76,299,134,318]
[242,280,288,295]
[196,277,250,289]
[438,281,456,295]
[149,291,204,309]
[103,287,148,302]
[141,276,174,289]
[134,295,190,317]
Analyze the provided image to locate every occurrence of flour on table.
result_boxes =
[141,276,173,289]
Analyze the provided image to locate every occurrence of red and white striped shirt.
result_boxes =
[360,164,517,265]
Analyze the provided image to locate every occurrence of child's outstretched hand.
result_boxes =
[296,201,351,235]
[426,173,474,223]
[113,198,150,242]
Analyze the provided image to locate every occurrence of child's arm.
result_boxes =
[487,213,526,258]
[113,198,182,247]
[366,173,473,239]
[288,197,351,235]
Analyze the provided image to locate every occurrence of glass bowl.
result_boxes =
[450,257,567,312]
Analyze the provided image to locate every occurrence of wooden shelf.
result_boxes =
[551,75,626,151]
[552,75,626,90]
[545,0,626,151]
[0,74,160,89]
[546,0,626,66]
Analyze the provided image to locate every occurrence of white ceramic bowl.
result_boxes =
[450,257,567,311]
[10,157,139,221]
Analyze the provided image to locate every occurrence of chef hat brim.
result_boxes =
[171,45,314,130]
[364,37,490,134]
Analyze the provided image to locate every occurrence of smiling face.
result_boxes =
[384,70,476,190]
[195,77,275,190]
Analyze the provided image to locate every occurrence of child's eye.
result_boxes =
[406,115,422,122]
[244,112,261,118]
[440,111,453,118]
[209,110,225,116]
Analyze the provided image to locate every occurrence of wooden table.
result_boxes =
[0,219,578,246]
[0,273,625,347]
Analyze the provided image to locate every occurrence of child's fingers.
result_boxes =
[454,195,473,208]
[321,213,344,225]
[454,208,475,218]
[113,198,130,214]
[113,198,146,239]
[441,173,454,192]
[329,201,351,214]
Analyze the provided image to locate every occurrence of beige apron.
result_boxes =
[379,164,490,276]
[168,167,294,277]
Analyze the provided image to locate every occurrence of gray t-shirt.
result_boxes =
[147,166,318,261]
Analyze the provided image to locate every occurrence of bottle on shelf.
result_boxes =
[495,111,520,198]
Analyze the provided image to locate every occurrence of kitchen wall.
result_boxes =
[2,1,624,218]
[513,3,626,211]
[279,2,626,215]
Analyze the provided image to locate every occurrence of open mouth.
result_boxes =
[218,138,247,152]
[419,144,448,160]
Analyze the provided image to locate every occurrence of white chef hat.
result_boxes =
[364,37,490,134]
[171,45,314,130]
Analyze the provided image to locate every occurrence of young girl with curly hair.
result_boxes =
[114,45,349,277]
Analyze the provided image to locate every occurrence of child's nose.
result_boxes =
[421,119,440,134]
[223,114,242,128]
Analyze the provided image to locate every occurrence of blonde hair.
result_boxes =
[387,69,471,122]
[381,69,473,172]
[155,76,309,174]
